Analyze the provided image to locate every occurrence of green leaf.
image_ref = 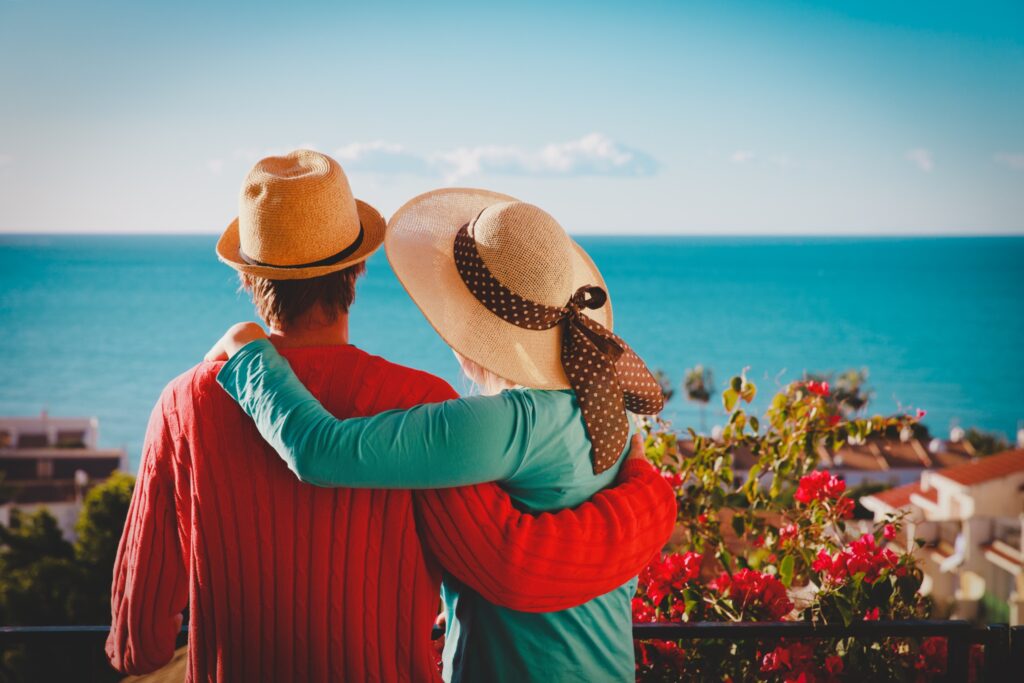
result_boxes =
[750,416,760,432]
[779,555,795,587]
[723,388,739,412]
[731,514,746,537]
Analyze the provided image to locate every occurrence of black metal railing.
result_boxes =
[1,621,1022,681]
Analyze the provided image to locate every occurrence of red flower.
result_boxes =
[835,497,855,519]
[827,414,842,427]
[807,380,831,397]
[697,513,708,525]
[915,637,947,674]
[824,655,844,674]
[761,641,816,678]
[661,470,684,489]
[711,569,793,620]
[814,534,901,585]
[779,524,799,545]
[915,408,927,420]
[864,607,880,621]
[883,524,897,540]
[640,552,703,605]
[645,640,687,669]
[632,597,657,623]
[794,471,846,505]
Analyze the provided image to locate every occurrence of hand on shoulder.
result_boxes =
[204,322,268,362]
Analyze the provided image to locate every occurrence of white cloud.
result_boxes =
[433,133,657,183]
[211,134,656,185]
[334,140,432,175]
[994,152,1024,170]
[730,150,755,164]
[905,148,934,172]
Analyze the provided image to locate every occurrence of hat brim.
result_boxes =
[385,188,612,390]
[216,199,386,280]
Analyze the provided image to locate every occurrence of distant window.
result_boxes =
[36,459,54,479]
[0,431,10,448]
[17,433,49,449]
[56,430,86,448]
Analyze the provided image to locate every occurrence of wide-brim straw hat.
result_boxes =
[385,188,612,390]
[217,150,385,280]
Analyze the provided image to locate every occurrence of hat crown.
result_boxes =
[238,150,360,267]
[470,202,574,308]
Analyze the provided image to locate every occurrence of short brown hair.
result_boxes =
[240,262,366,330]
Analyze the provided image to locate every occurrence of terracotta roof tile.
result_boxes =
[865,482,923,509]
[934,449,1024,486]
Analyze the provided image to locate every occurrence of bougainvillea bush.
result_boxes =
[632,374,965,682]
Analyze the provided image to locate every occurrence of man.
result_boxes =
[106,150,676,682]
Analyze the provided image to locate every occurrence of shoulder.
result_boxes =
[348,347,459,404]
[153,362,230,429]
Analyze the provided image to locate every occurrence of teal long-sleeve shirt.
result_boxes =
[217,339,636,683]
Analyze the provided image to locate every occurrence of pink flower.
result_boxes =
[661,470,684,488]
[915,637,947,674]
[883,524,897,540]
[639,552,703,605]
[779,524,799,545]
[824,655,844,674]
[807,380,831,397]
[711,569,793,620]
[794,471,846,505]
[915,408,927,420]
[632,597,657,622]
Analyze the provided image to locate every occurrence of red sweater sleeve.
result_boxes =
[414,458,677,613]
[106,393,188,674]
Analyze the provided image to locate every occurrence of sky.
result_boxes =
[0,0,1022,235]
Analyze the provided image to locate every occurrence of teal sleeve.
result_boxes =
[216,339,532,489]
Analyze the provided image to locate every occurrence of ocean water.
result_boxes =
[1,234,1021,471]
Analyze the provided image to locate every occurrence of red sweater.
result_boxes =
[107,345,676,682]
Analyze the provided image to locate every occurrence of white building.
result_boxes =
[861,449,1024,625]
[0,412,127,540]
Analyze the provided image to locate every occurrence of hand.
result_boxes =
[620,434,648,472]
[204,322,268,362]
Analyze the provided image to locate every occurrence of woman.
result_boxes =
[211,189,668,682]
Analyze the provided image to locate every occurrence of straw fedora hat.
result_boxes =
[217,150,385,280]
[385,188,612,390]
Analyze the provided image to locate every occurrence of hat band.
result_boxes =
[238,224,365,269]
[453,224,665,474]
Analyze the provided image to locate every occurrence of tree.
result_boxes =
[964,428,1010,457]
[683,365,715,434]
[0,473,136,682]
[805,368,872,416]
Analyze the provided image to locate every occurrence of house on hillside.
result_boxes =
[0,412,126,540]
[861,449,1024,625]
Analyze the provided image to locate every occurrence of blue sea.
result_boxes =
[1,235,1022,471]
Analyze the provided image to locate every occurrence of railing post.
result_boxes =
[946,621,970,682]
[982,624,1008,682]
[1011,626,1024,673]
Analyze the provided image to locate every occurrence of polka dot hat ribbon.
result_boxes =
[454,224,665,474]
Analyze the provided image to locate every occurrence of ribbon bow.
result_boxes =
[453,225,665,473]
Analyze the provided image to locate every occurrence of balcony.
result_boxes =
[1,621,1023,682]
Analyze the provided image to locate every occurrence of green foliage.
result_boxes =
[806,368,872,415]
[0,473,136,682]
[964,427,1010,457]
[683,365,714,404]
[636,373,933,681]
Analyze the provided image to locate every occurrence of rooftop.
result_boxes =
[933,449,1024,487]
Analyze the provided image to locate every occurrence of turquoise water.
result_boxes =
[1,235,1021,470]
